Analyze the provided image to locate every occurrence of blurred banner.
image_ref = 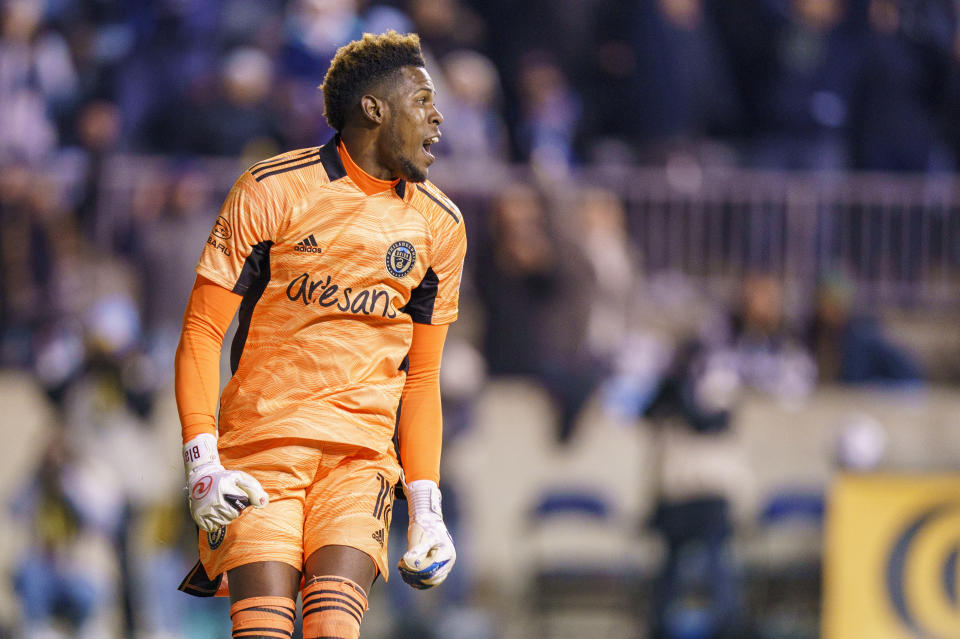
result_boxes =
[822,474,960,639]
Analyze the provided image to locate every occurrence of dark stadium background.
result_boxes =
[1,1,959,638]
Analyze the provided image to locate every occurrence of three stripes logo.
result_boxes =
[294,235,322,254]
[371,473,394,548]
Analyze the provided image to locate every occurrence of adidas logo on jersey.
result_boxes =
[372,528,385,547]
[294,235,322,253]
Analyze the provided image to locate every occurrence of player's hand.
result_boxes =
[183,433,268,533]
[398,480,456,589]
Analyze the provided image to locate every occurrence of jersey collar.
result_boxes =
[336,137,405,198]
[319,135,347,181]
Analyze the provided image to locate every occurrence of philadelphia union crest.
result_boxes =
[386,241,416,277]
[207,527,226,550]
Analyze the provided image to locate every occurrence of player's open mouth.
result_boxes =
[422,135,439,162]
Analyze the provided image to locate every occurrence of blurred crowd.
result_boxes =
[1,0,959,169]
[0,0,951,638]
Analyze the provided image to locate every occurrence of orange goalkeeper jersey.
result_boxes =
[195,137,467,453]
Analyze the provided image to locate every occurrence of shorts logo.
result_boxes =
[207,527,226,550]
[212,216,232,240]
[294,234,322,254]
[385,241,416,278]
[191,476,213,501]
[372,472,394,549]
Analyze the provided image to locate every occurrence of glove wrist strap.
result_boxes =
[406,479,442,521]
[183,432,221,478]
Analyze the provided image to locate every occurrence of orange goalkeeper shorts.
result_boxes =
[197,439,400,581]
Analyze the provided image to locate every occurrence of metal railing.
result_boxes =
[578,164,960,308]
[89,154,960,309]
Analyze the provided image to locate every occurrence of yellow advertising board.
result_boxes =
[822,473,960,639]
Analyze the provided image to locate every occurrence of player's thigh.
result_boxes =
[303,445,401,580]
[228,560,302,602]
[303,545,377,593]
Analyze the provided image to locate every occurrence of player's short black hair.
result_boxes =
[321,31,426,132]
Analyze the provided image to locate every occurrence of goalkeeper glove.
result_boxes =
[183,433,268,533]
[398,479,456,589]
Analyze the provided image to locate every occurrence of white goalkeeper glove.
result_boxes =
[398,479,456,589]
[183,433,268,533]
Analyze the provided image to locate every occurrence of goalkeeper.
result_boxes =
[173,31,465,639]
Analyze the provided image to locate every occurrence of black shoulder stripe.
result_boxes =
[254,157,323,182]
[250,149,320,175]
[416,185,459,223]
[250,147,317,171]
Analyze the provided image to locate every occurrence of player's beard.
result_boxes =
[399,155,427,183]
[388,122,427,183]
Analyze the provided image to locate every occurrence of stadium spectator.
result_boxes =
[73,98,122,241]
[407,0,485,62]
[514,50,582,173]
[0,0,73,161]
[188,47,283,158]
[705,274,817,401]
[643,340,754,639]
[476,182,602,442]
[126,166,219,365]
[118,0,223,152]
[750,0,866,170]
[629,0,742,161]
[805,271,924,386]
[437,49,510,162]
[568,187,641,360]
[0,163,50,366]
[278,0,361,82]
[475,183,559,379]
[852,0,957,172]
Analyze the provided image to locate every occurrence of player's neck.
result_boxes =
[338,129,395,182]
[337,137,399,197]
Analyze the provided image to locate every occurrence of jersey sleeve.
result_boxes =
[406,196,467,325]
[195,171,284,294]
[175,275,243,443]
[398,322,448,483]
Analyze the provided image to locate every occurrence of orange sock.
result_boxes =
[301,575,368,639]
[230,596,296,638]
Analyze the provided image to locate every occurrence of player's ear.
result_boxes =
[360,94,386,125]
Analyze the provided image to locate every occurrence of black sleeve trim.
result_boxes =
[230,241,273,374]
[401,266,439,324]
